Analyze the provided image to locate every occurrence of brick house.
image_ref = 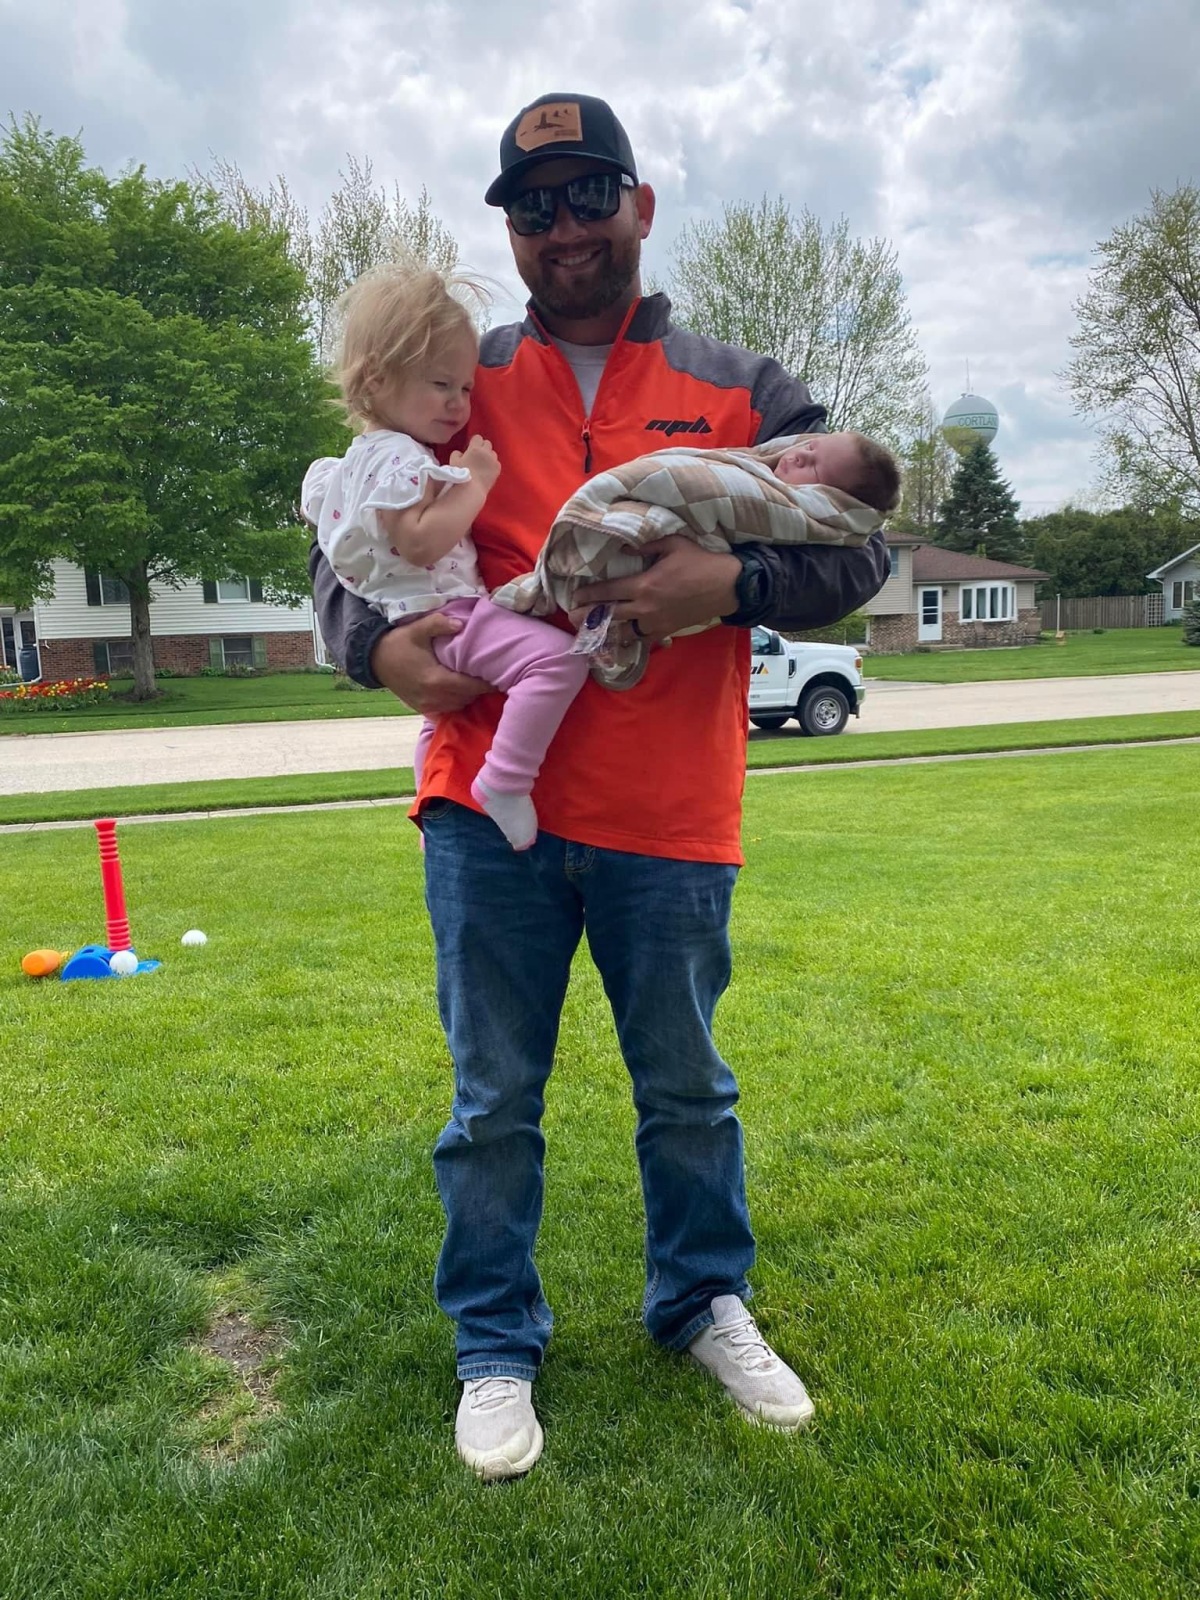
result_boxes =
[0,561,324,681]
[862,532,1048,653]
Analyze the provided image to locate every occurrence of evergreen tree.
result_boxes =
[934,442,1024,561]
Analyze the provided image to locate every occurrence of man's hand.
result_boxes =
[569,537,742,643]
[368,612,491,715]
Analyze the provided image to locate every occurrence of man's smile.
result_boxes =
[545,246,604,270]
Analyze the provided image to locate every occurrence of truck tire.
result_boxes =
[798,683,850,736]
[749,714,789,730]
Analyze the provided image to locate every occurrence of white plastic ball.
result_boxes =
[109,949,139,976]
[180,929,208,947]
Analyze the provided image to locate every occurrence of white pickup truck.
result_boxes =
[748,626,865,735]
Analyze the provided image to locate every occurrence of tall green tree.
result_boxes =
[0,118,341,697]
[208,156,460,365]
[934,442,1024,561]
[668,197,927,447]
[1067,184,1200,514]
[1021,503,1198,597]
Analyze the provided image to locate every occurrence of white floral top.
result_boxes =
[302,430,486,621]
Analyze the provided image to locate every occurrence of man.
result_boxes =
[311,93,889,1480]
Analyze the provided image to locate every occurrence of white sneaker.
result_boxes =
[455,1377,544,1481]
[688,1296,815,1431]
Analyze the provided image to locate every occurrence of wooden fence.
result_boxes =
[1038,593,1164,631]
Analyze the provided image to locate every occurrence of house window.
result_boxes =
[203,576,264,604]
[93,639,135,675]
[961,583,1014,621]
[887,547,900,578]
[210,635,267,670]
[1173,580,1197,609]
[101,576,129,605]
[222,635,255,666]
[84,571,130,606]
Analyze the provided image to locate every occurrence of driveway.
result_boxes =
[3,670,1200,795]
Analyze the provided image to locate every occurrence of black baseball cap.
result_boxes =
[485,93,638,207]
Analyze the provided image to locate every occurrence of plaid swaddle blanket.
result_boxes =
[491,435,883,688]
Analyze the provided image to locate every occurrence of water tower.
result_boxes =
[941,392,999,456]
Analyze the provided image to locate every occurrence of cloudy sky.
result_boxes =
[3,0,1197,513]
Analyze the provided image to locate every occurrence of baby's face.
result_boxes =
[774,433,862,492]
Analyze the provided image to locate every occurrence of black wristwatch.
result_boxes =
[722,548,771,625]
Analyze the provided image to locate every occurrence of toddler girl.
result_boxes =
[302,265,589,851]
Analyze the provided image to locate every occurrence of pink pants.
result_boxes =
[413,597,590,796]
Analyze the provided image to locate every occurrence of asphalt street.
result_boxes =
[2,670,1200,795]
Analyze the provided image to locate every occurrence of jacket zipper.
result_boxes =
[530,298,643,475]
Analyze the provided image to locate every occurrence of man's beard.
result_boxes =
[520,231,640,321]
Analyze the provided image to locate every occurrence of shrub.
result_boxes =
[1184,598,1200,647]
[791,609,870,646]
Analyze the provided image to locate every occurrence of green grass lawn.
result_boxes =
[0,670,416,736]
[865,625,1200,681]
[3,708,1199,827]
[2,746,1199,1597]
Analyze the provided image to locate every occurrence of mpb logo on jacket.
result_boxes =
[645,416,713,438]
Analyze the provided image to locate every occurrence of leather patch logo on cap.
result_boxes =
[515,101,584,151]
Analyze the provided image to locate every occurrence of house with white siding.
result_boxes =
[0,562,323,681]
[1147,543,1200,621]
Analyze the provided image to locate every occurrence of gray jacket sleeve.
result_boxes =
[308,537,392,688]
[720,362,890,629]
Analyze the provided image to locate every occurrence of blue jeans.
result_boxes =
[422,800,754,1381]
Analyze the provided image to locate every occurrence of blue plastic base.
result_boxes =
[60,944,162,981]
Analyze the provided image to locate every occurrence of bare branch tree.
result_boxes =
[893,393,958,533]
[1067,184,1200,512]
[206,156,460,364]
[668,197,927,448]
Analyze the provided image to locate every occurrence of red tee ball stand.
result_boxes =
[94,818,132,953]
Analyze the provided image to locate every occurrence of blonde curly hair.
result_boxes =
[333,262,488,428]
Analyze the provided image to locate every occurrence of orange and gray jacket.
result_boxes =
[310,294,888,686]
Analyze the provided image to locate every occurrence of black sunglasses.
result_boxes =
[505,172,636,236]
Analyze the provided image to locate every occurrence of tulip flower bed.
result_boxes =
[0,676,111,712]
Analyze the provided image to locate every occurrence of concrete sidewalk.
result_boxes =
[2,670,1200,796]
